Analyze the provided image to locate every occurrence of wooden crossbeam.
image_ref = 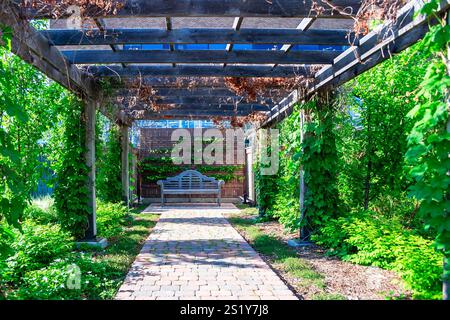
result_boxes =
[94,18,126,68]
[63,49,342,64]
[41,28,355,46]
[0,1,132,125]
[88,65,311,78]
[128,103,271,112]
[224,17,244,68]
[272,17,317,69]
[107,77,237,88]
[165,17,176,68]
[24,0,362,18]
[0,3,97,98]
[124,96,275,105]
[119,87,287,97]
[130,109,266,120]
[263,0,450,127]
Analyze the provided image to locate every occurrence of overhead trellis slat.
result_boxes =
[88,65,312,78]
[41,28,357,46]
[127,103,271,112]
[263,0,450,127]
[125,96,275,105]
[24,0,362,18]
[63,49,343,64]
[0,4,97,98]
[131,109,263,120]
[119,87,287,97]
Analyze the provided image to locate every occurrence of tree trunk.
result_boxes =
[363,158,371,210]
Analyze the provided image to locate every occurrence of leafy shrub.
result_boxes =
[11,252,118,300]
[23,204,58,224]
[6,220,73,279]
[96,201,128,239]
[0,223,15,298]
[312,211,443,299]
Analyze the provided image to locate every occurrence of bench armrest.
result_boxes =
[157,180,164,187]
[218,180,225,187]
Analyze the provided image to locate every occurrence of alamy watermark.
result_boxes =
[170,128,279,175]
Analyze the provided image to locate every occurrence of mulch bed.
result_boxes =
[226,212,411,300]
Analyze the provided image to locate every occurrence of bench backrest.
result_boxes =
[157,170,223,190]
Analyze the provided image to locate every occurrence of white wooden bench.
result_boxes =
[157,170,225,206]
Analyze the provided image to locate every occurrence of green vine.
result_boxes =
[53,97,89,240]
[96,121,122,203]
[299,95,340,232]
[139,156,243,183]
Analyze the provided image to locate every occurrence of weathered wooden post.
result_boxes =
[298,108,307,240]
[130,148,138,205]
[120,125,130,206]
[78,100,106,248]
[84,99,97,241]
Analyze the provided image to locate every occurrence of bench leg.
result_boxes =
[189,194,192,203]
[217,193,221,207]
[161,191,164,206]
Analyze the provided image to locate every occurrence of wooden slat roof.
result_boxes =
[2,0,448,123]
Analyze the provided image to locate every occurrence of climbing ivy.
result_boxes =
[299,96,340,232]
[272,105,301,229]
[96,121,122,203]
[255,97,339,233]
[139,156,243,183]
[254,146,279,217]
[52,97,89,239]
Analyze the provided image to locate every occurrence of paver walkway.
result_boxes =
[116,203,298,300]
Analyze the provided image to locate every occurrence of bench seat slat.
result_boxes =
[157,169,225,206]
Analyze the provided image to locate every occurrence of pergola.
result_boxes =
[1,0,449,242]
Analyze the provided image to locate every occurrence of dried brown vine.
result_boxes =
[20,0,124,21]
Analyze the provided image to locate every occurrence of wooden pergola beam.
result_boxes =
[0,2,134,126]
[63,49,343,65]
[119,87,288,97]
[23,0,362,18]
[124,96,275,105]
[89,65,312,78]
[107,77,290,88]
[129,109,266,120]
[263,0,450,127]
[0,3,98,98]
[127,103,272,112]
[41,28,356,46]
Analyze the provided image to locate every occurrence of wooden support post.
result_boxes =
[298,108,307,240]
[131,149,137,205]
[84,100,97,240]
[120,125,130,206]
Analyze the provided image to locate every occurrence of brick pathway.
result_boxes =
[116,203,298,300]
